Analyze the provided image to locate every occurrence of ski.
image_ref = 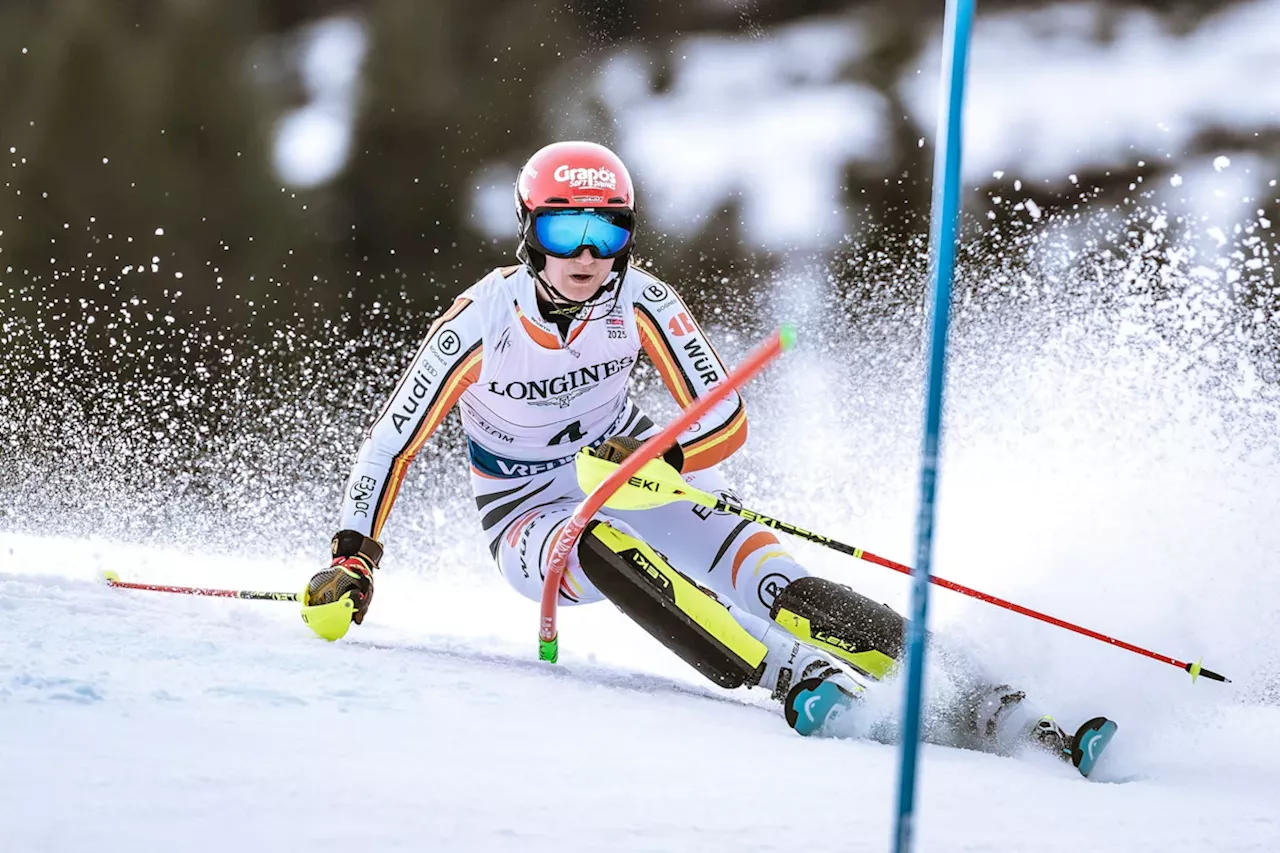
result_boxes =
[1070,716,1118,778]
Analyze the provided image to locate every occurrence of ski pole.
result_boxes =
[576,454,1231,684]
[539,324,796,663]
[103,571,301,602]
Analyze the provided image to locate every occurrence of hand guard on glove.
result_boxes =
[306,530,384,626]
[592,435,684,473]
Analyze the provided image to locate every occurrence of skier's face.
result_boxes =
[541,250,613,303]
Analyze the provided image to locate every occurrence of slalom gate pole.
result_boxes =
[104,571,301,602]
[895,2,975,852]
[537,325,796,663]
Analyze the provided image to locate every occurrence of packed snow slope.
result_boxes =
[3,535,1278,853]
[4,204,1280,851]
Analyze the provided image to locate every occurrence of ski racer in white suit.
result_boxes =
[304,141,1074,745]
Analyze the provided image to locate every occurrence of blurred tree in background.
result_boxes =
[0,0,1273,345]
[0,1,325,318]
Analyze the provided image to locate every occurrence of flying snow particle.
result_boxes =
[1170,174,1183,187]
[1213,156,1231,172]
[154,228,164,236]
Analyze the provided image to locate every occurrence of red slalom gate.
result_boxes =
[537,325,796,663]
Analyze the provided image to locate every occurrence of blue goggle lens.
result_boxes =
[533,209,633,259]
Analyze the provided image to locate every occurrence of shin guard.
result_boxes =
[578,521,767,688]
[769,576,904,681]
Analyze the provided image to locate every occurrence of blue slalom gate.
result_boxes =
[892,1,977,852]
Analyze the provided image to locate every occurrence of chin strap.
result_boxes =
[534,269,627,322]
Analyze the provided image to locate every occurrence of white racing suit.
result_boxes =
[333,263,1055,748]
[337,263,804,624]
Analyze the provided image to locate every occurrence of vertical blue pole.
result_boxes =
[891,2,976,852]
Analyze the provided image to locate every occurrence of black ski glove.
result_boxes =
[306,530,384,625]
[593,434,684,473]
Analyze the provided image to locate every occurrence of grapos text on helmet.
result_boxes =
[554,165,617,190]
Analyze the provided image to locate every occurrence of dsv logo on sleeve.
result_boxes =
[348,476,377,518]
[349,476,376,502]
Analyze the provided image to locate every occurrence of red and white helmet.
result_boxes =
[515,141,636,272]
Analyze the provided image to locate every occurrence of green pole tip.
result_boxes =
[779,323,798,352]
[539,636,559,664]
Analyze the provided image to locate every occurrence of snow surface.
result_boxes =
[3,523,1278,852]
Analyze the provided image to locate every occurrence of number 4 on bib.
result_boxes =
[548,420,586,446]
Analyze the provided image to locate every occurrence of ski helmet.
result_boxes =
[515,141,636,275]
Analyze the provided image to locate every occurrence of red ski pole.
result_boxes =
[104,571,301,602]
[579,461,1231,684]
[827,544,1229,683]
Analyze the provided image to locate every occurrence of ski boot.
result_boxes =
[965,684,1118,777]
[758,623,867,736]
[1030,714,1073,759]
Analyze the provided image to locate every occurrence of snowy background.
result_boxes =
[3,1,1279,851]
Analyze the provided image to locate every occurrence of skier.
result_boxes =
[302,140,1076,750]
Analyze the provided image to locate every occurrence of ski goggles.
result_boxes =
[528,208,634,259]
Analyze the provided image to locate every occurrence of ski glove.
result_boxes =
[593,434,684,473]
[307,530,384,625]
